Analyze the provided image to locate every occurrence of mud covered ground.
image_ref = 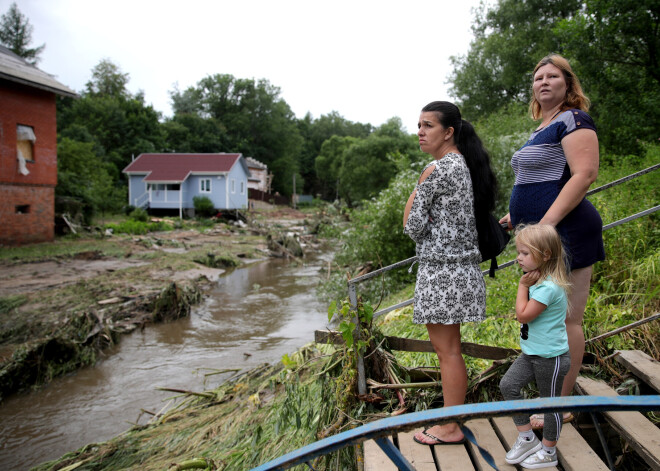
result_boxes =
[0,206,320,400]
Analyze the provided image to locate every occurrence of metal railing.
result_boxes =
[349,163,659,395]
[133,191,150,209]
[251,395,660,471]
[253,163,659,470]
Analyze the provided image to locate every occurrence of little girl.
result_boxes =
[500,224,571,469]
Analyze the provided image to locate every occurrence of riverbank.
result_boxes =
[0,205,329,401]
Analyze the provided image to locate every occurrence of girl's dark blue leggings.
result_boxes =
[500,352,571,442]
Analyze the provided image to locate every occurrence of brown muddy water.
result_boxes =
[0,250,335,470]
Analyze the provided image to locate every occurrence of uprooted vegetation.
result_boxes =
[30,291,659,471]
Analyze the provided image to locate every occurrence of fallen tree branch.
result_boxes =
[367,379,441,390]
[156,387,216,399]
[586,313,660,345]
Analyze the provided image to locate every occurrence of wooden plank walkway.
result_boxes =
[614,349,660,393]
[364,417,605,471]
[364,350,660,471]
[576,376,660,470]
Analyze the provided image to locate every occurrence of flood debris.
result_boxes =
[151,282,202,323]
[266,232,304,258]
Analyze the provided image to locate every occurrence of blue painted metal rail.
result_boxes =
[251,394,660,470]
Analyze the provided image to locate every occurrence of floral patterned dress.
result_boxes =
[404,153,486,325]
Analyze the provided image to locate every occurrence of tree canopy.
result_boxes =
[170,74,304,195]
[0,2,44,64]
[449,0,659,154]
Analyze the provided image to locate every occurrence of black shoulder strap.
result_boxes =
[489,257,498,278]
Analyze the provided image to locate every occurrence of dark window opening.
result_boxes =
[15,205,30,214]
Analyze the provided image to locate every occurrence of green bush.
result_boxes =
[193,196,216,218]
[105,220,172,235]
[128,207,148,222]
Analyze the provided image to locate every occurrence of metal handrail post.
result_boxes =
[348,281,367,395]
[589,412,616,471]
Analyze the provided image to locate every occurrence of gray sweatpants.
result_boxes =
[500,352,571,442]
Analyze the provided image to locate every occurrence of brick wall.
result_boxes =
[0,79,58,245]
[0,184,54,245]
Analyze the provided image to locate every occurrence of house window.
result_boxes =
[166,184,180,191]
[200,179,211,193]
[16,125,36,175]
[240,181,245,194]
[15,205,30,214]
[231,179,235,193]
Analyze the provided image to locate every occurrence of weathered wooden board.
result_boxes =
[314,330,519,360]
[490,416,559,471]
[576,376,660,470]
[615,349,660,393]
[363,438,398,471]
[397,431,447,471]
[492,414,609,471]
[463,418,517,471]
[557,422,610,471]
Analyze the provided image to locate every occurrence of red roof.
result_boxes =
[123,153,243,182]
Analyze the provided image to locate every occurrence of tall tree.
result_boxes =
[556,0,660,154]
[85,59,131,99]
[298,111,373,197]
[57,138,125,221]
[58,59,165,177]
[449,0,580,119]
[335,118,419,207]
[315,135,358,201]
[170,74,303,195]
[161,114,229,153]
[0,2,45,64]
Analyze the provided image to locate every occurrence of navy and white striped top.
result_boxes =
[509,109,605,270]
[511,109,596,186]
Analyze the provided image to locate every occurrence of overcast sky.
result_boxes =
[10,0,485,133]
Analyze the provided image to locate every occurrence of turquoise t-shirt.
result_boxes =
[520,278,569,358]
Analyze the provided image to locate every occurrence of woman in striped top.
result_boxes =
[499,54,605,428]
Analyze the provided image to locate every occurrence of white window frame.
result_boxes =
[231,178,236,193]
[240,181,245,194]
[200,178,211,193]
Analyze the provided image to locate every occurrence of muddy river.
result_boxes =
[0,250,334,470]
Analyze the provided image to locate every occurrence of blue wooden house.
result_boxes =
[122,153,251,217]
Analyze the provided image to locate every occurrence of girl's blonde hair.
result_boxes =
[515,224,572,296]
[529,54,590,120]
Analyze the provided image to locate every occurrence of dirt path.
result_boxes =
[0,258,150,297]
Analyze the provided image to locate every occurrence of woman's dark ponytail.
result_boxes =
[456,119,497,217]
[421,102,498,218]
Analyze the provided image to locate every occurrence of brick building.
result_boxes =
[0,45,76,245]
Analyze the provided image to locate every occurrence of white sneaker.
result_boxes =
[505,435,542,464]
[521,449,558,469]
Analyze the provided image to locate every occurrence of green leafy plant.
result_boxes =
[193,195,216,218]
[128,207,148,222]
[328,298,374,354]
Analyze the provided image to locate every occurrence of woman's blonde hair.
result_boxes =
[515,224,572,297]
[529,54,590,120]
